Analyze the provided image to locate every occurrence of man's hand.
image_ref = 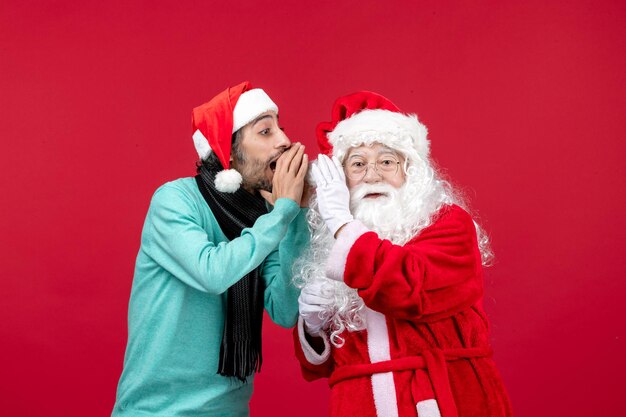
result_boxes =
[299,181,312,208]
[310,155,353,237]
[261,143,308,205]
[299,280,334,336]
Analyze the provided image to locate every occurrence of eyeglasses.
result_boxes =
[343,156,401,181]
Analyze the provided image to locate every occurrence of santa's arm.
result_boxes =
[327,205,483,322]
[293,317,334,381]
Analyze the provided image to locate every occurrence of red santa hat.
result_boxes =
[316,91,429,164]
[192,81,279,192]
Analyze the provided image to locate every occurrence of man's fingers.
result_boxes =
[300,181,312,208]
[288,144,305,174]
[276,143,300,175]
[259,190,274,205]
[296,153,308,180]
[275,143,297,171]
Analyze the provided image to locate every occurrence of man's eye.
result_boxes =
[259,128,270,135]
[352,161,365,168]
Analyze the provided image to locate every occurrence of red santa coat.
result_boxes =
[294,205,513,417]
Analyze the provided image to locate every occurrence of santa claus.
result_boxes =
[293,92,513,417]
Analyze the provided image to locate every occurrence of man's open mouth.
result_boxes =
[268,153,283,173]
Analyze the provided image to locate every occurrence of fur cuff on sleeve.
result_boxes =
[297,316,331,365]
[326,220,370,281]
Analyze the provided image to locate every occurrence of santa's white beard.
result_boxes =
[350,178,448,246]
[350,183,408,244]
[294,173,454,347]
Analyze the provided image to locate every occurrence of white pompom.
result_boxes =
[214,169,243,193]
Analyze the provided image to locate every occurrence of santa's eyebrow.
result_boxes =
[347,148,399,159]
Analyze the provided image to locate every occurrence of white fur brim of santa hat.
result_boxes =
[232,89,278,133]
[327,109,430,164]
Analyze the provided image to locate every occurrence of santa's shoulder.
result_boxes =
[427,204,476,233]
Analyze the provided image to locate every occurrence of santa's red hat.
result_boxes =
[192,81,278,192]
[316,91,429,164]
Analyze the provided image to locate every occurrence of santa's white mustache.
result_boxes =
[350,183,398,204]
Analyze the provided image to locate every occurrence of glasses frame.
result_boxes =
[343,158,402,181]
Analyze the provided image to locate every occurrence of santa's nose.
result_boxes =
[363,166,383,183]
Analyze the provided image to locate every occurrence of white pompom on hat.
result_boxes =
[191,81,278,192]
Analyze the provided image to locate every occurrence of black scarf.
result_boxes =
[195,167,268,381]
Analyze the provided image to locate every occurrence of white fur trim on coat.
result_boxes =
[366,307,399,417]
[416,399,442,417]
[297,316,331,365]
[326,220,370,282]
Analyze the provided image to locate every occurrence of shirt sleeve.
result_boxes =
[328,205,483,322]
[261,207,310,328]
[142,184,300,295]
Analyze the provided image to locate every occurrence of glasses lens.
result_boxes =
[344,156,400,180]
[346,159,367,179]
[377,157,399,174]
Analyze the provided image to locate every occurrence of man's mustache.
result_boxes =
[266,150,285,166]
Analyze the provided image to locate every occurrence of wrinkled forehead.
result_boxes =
[345,143,403,160]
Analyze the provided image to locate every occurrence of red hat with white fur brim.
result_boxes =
[316,91,429,164]
[192,81,278,192]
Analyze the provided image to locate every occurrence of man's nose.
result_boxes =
[274,129,291,149]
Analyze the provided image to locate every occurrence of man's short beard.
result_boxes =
[239,161,272,192]
[233,146,281,192]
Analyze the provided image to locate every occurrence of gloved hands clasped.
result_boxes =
[310,155,354,237]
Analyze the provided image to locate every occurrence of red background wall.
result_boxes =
[1,1,625,416]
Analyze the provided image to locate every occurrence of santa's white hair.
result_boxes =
[293,109,493,347]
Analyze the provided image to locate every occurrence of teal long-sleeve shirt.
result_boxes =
[112,177,308,417]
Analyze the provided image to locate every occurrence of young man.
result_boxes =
[294,92,512,417]
[112,81,309,417]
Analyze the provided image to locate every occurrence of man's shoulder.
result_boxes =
[148,176,206,211]
[155,176,197,195]
[152,176,201,200]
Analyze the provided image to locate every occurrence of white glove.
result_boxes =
[310,155,354,236]
[298,280,335,336]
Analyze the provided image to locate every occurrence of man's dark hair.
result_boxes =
[196,128,245,173]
